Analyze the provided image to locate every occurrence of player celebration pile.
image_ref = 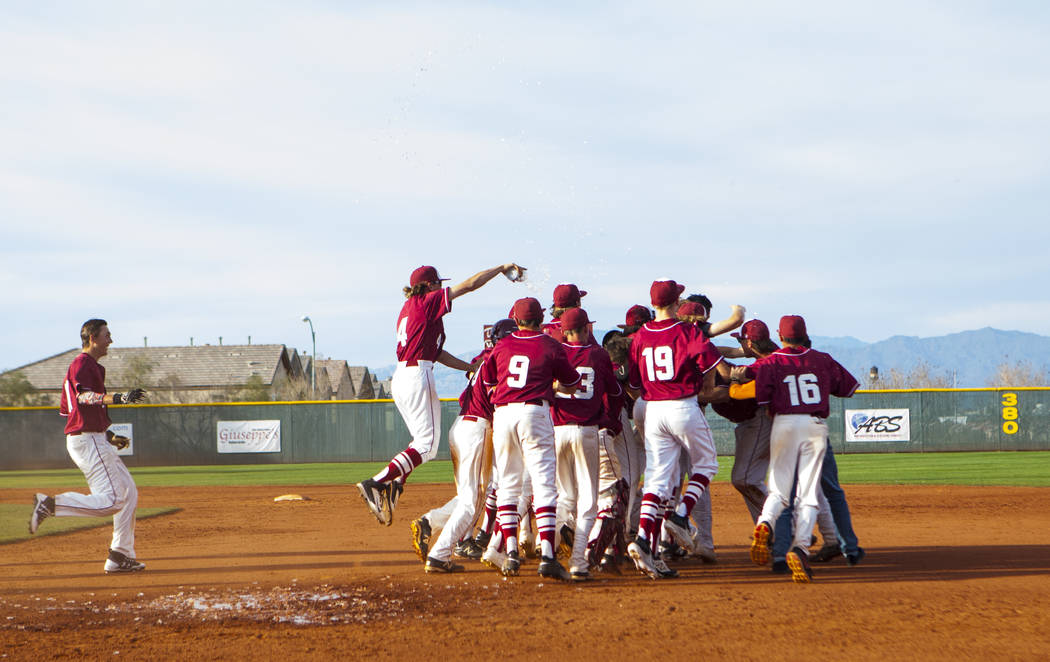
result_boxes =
[356,263,866,584]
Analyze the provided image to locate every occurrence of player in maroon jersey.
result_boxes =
[28,319,149,574]
[746,315,859,583]
[357,262,524,526]
[625,280,724,579]
[480,297,581,579]
[550,308,624,580]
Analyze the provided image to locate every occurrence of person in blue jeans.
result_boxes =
[771,442,864,573]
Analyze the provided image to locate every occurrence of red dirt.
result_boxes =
[3,482,1050,661]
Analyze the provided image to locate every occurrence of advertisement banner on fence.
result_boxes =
[845,409,911,442]
[217,420,281,453]
[108,422,134,456]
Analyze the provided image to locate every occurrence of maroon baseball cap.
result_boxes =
[560,307,593,331]
[778,315,808,339]
[512,297,544,322]
[552,283,587,308]
[409,265,449,286]
[676,301,707,318]
[650,279,685,307]
[618,304,653,329]
[732,319,771,342]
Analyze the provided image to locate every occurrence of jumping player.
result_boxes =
[358,262,524,526]
[28,319,148,573]
[480,297,580,579]
[625,280,723,579]
[747,315,859,583]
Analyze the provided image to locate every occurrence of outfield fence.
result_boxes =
[1,388,1047,470]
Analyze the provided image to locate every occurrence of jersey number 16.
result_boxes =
[783,373,821,406]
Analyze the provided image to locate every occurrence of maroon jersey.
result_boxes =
[552,343,623,427]
[750,346,859,418]
[395,287,452,362]
[59,353,112,434]
[459,349,495,420]
[481,330,581,406]
[627,319,723,401]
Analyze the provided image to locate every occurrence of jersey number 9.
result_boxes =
[507,355,530,388]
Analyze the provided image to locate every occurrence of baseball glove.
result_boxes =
[106,430,130,450]
[586,478,629,568]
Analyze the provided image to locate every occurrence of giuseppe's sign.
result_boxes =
[217,420,281,453]
[845,409,911,442]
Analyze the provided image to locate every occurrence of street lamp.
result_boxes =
[301,315,316,398]
[869,366,879,389]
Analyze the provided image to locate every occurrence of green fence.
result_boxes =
[1,388,1047,470]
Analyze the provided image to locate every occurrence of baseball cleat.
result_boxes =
[771,560,790,575]
[695,545,719,565]
[652,556,679,579]
[570,570,592,582]
[28,493,53,535]
[473,530,492,550]
[538,556,571,581]
[662,513,694,554]
[356,479,392,525]
[424,557,464,574]
[454,538,485,560]
[501,550,521,577]
[750,521,772,566]
[481,547,507,571]
[846,547,866,567]
[410,516,432,562]
[786,547,813,583]
[388,479,404,525]
[812,543,843,563]
[557,524,574,560]
[627,537,660,580]
[597,553,622,575]
[104,550,145,574]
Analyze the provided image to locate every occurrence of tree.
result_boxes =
[986,361,1049,387]
[235,375,271,402]
[868,361,953,389]
[119,355,155,388]
[0,371,45,406]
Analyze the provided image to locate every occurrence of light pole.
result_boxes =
[869,365,879,389]
[301,315,316,398]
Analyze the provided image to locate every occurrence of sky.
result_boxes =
[3,2,1049,373]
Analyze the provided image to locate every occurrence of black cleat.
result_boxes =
[104,549,145,574]
[538,556,571,581]
[357,479,392,525]
[28,493,53,534]
[424,556,464,574]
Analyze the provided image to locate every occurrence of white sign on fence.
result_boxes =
[217,420,281,453]
[108,422,134,456]
[845,409,911,442]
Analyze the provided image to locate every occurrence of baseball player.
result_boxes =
[28,319,148,573]
[681,293,746,338]
[480,297,580,579]
[746,315,859,583]
[358,262,525,526]
[625,280,724,579]
[420,319,518,573]
[542,283,597,345]
[551,308,623,580]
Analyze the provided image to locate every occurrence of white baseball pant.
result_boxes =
[391,361,442,462]
[731,412,771,523]
[759,414,828,552]
[492,402,558,547]
[554,424,599,574]
[55,432,138,558]
[627,399,647,534]
[429,416,491,562]
[641,397,718,503]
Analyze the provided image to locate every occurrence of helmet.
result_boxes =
[492,318,517,342]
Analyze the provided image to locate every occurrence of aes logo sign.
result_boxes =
[845,409,911,442]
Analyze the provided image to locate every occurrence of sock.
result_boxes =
[638,493,663,546]
[373,448,423,483]
[481,489,499,535]
[535,505,557,558]
[498,505,519,554]
[676,474,710,518]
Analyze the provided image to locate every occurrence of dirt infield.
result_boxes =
[3,482,1050,661]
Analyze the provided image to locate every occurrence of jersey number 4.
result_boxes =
[783,373,821,406]
[396,317,408,349]
[641,346,674,382]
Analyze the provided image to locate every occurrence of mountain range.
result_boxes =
[374,327,1050,397]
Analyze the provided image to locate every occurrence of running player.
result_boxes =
[480,297,581,579]
[28,319,149,573]
[357,262,524,526]
[746,315,859,583]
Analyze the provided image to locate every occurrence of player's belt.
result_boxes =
[524,398,545,406]
[397,359,434,368]
[462,415,481,422]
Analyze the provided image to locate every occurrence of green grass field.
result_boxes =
[3,451,1048,490]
